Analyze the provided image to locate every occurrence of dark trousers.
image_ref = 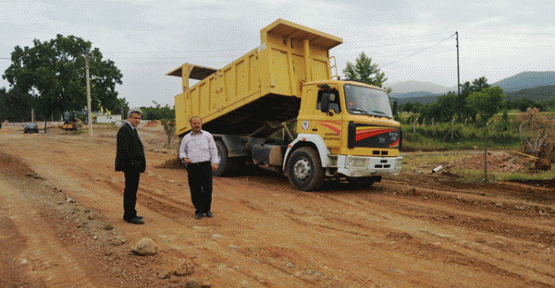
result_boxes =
[187,161,213,214]
[123,170,140,220]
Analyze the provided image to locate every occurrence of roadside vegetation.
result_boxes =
[396,76,555,183]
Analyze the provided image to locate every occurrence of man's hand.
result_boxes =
[212,163,219,171]
[183,157,192,164]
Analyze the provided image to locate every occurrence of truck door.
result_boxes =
[313,89,342,152]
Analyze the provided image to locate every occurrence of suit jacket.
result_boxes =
[115,122,146,173]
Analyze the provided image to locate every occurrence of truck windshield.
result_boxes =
[344,84,393,118]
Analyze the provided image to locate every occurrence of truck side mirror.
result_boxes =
[320,93,334,113]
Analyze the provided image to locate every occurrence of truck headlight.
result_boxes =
[346,157,368,168]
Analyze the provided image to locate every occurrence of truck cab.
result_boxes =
[281,80,402,190]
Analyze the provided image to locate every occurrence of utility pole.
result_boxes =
[456,31,461,121]
[85,54,93,136]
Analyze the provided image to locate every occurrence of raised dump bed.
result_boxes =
[168,18,342,136]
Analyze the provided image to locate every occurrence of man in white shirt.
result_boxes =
[179,116,219,219]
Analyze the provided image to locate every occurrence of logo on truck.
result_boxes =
[302,121,310,131]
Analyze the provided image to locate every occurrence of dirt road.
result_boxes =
[0,124,554,287]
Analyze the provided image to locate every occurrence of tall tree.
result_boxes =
[459,76,491,121]
[466,86,505,123]
[435,92,458,122]
[0,87,34,122]
[3,34,123,122]
[343,52,387,87]
[471,76,490,92]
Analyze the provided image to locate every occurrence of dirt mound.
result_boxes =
[536,158,552,170]
[155,157,184,169]
[452,151,532,172]
[144,120,160,128]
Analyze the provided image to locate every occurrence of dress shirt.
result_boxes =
[179,130,219,164]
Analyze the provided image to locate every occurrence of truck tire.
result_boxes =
[214,141,233,176]
[287,147,325,191]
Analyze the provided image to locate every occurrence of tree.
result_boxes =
[3,34,123,123]
[471,76,490,92]
[401,102,414,113]
[459,76,491,121]
[413,102,424,114]
[142,101,176,147]
[343,52,387,87]
[391,99,398,116]
[506,98,543,112]
[0,87,34,122]
[435,92,458,122]
[466,86,505,124]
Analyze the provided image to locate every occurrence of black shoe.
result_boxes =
[195,213,203,220]
[125,217,145,224]
[136,215,143,219]
[205,211,213,218]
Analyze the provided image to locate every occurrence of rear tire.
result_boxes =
[287,147,325,191]
[213,141,233,176]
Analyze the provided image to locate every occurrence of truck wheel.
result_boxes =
[214,141,233,176]
[287,147,325,191]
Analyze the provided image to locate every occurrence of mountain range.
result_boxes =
[389,71,555,104]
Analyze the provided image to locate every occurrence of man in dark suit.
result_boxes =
[115,108,146,224]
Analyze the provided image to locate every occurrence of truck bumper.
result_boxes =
[336,155,403,177]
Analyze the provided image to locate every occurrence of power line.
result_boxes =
[381,33,456,67]
[105,48,250,54]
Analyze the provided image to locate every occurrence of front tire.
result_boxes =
[287,147,325,191]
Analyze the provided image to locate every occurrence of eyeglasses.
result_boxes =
[132,117,141,120]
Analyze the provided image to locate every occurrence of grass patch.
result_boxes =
[401,149,554,183]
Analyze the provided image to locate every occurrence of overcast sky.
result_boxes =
[1,0,554,108]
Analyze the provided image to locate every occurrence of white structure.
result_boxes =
[96,114,122,124]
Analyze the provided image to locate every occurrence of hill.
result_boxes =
[390,71,555,100]
[388,81,452,97]
[397,95,441,106]
[397,85,555,106]
[393,71,555,105]
[492,71,555,93]
[505,85,555,102]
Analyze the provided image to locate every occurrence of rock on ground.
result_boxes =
[131,237,158,256]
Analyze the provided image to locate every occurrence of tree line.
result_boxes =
[397,77,507,125]
[398,84,555,122]
[1,35,124,124]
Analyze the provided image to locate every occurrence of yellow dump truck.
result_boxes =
[168,19,402,191]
